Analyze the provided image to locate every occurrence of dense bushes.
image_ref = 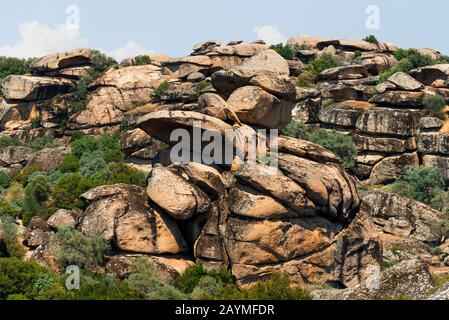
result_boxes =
[270,43,309,60]
[72,51,117,112]
[385,166,449,213]
[297,53,343,87]
[282,121,357,169]
[0,134,60,152]
[174,264,312,300]
[0,133,145,225]
[49,227,110,269]
[424,94,446,118]
[154,81,171,100]
[0,57,33,80]
[0,258,52,299]
[363,35,379,44]
[379,49,449,83]
[0,216,25,258]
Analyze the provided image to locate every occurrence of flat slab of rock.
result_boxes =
[356,108,421,137]
[418,132,449,155]
[91,65,163,90]
[319,100,373,128]
[2,75,75,101]
[320,65,368,80]
[354,134,417,153]
[369,91,426,107]
[30,48,93,72]
[24,146,71,172]
[0,146,36,165]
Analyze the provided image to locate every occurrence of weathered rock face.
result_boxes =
[356,108,421,137]
[319,100,373,128]
[105,254,194,283]
[361,191,448,242]
[385,72,424,91]
[1,75,75,101]
[313,259,434,300]
[24,217,52,248]
[227,86,293,129]
[320,65,369,80]
[410,64,449,87]
[47,209,80,230]
[24,146,71,172]
[30,48,93,73]
[422,154,449,184]
[146,166,210,220]
[368,152,420,184]
[369,91,426,107]
[355,52,398,75]
[0,146,36,166]
[79,184,187,255]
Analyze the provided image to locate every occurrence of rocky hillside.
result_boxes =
[1,35,449,300]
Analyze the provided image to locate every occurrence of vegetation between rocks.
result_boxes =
[282,121,357,169]
[297,53,343,87]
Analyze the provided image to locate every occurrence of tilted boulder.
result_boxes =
[354,52,397,75]
[47,209,79,230]
[105,254,194,283]
[30,48,93,73]
[385,72,424,91]
[368,153,419,184]
[146,166,210,220]
[79,184,187,255]
[24,146,71,172]
[227,86,293,129]
[410,64,449,88]
[1,75,75,101]
[361,190,448,242]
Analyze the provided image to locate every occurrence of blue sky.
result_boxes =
[0,0,447,60]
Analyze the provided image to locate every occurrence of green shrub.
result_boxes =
[155,81,171,100]
[70,135,98,159]
[282,121,311,140]
[424,94,446,118]
[0,171,10,189]
[52,173,95,210]
[364,35,379,44]
[297,53,342,87]
[0,258,51,299]
[80,151,107,178]
[26,134,60,150]
[270,43,309,60]
[101,162,147,187]
[57,155,81,173]
[21,174,52,224]
[0,200,20,218]
[195,80,212,95]
[0,57,33,80]
[309,129,357,169]
[385,166,446,207]
[12,165,43,186]
[0,216,25,259]
[31,117,42,129]
[209,273,312,300]
[50,226,110,269]
[72,51,117,112]
[126,259,186,300]
[322,99,336,108]
[0,135,22,150]
[132,55,152,66]
[380,49,443,83]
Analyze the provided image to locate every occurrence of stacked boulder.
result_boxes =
[0,49,92,133]
[136,48,382,288]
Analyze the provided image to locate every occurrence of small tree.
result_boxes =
[424,94,446,118]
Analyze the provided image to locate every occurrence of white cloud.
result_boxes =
[106,41,154,62]
[253,25,287,45]
[0,21,89,58]
[0,22,153,62]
